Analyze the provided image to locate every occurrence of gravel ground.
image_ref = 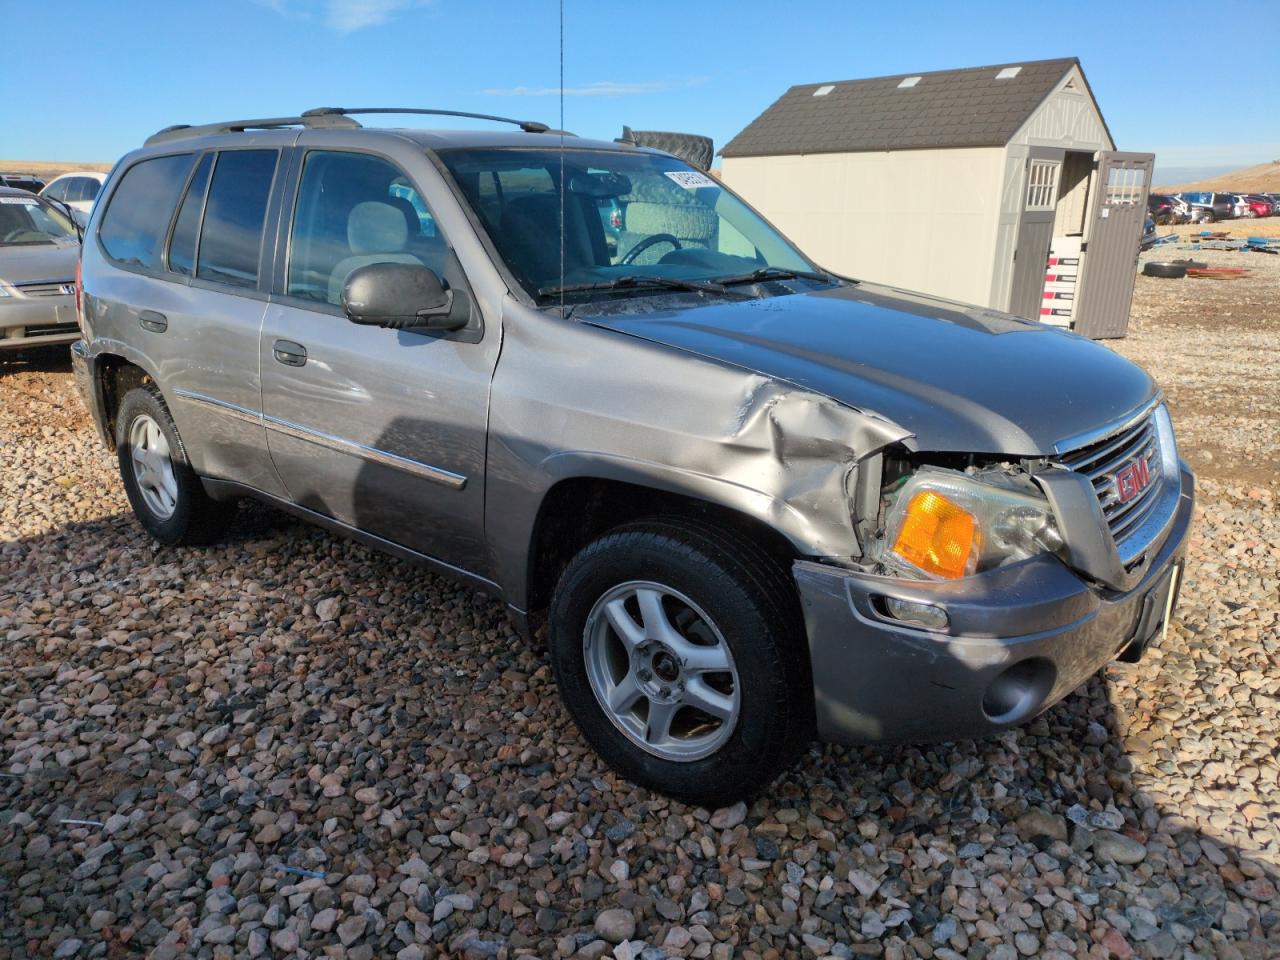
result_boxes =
[2,261,1278,960]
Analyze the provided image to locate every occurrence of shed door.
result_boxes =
[1009,147,1065,319]
[1074,151,1154,339]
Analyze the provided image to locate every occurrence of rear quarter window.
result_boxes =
[98,154,195,271]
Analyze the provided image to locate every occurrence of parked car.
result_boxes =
[1139,215,1158,250]
[1169,196,1205,224]
[0,173,46,194]
[1147,193,1181,225]
[1228,194,1253,218]
[0,187,82,352]
[72,109,1194,802]
[1241,194,1274,218]
[40,171,108,225]
[1177,191,1233,221]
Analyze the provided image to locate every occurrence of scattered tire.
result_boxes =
[1143,262,1188,279]
[622,128,715,172]
[548,518,810,805]
[116,384,236,545]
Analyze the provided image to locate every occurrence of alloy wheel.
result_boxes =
[129,414,178,520]
[583,580,740,761]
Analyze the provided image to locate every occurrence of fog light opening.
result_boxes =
[982,657,1055,725]
[877,596,949,631]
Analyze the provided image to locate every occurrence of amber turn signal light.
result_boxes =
[891,490,980,579]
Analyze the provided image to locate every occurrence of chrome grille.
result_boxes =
[16,280,74,298]
[1059,412,1162,545]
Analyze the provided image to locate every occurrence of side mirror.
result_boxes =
[341,262,464,331]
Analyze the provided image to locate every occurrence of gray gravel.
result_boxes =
[2,258,1278,960]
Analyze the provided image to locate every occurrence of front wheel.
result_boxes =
[116,385,235,545]
[548,519,811,804]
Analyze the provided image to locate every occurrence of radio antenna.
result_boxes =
[558,0,566,318]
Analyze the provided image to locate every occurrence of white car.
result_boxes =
[39,171,107,225]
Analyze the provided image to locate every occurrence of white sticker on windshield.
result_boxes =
[664,170,716,190]
[0,197,39,205]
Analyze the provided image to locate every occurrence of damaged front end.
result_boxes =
[864,455,1066,583]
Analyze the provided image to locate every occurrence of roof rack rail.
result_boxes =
[302,107,551,134]
[144,113,361,147]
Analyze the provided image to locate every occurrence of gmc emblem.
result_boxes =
[1115,457,1151,503]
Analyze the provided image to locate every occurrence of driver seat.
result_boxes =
[500,193,594,286]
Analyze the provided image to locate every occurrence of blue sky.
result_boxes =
[3,0,1277,182]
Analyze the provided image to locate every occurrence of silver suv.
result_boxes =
[73,109,1194,803]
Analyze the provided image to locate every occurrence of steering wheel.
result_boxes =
[620,233,681,265]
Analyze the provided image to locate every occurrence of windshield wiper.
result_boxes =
[538,275,748,299]
[712,266,832,286]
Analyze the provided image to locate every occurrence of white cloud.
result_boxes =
[325,0,419,31]
[479,78,708,98]
[253,0,427,31]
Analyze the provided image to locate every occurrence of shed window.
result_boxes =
[1025,160,1060,211]
[1104,166,1143,206]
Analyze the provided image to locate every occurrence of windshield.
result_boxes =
[0,195,78,246]
[438,147,817,299]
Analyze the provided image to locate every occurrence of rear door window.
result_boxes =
[196,150,278,289]
[167,153,213,277]
[98,153,195,271]
[67,177,97,203]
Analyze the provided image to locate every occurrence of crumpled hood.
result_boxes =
[581,281,1157,455]
[0,240,79,285]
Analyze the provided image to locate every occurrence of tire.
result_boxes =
[1142,262,1188,279]
[623,130,714,172]
[116,384,234,545]
[548,518,811,805]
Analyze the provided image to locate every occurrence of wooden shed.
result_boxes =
[720,58,1152,338]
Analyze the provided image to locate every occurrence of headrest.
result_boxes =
[347,201,408,255]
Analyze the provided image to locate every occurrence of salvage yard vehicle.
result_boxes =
[72,109,1194,803]
[1176,191,1233,222]
[0,173,46,193]
[1146,193,1182,225]
[0,187,82,351]
[40,170,108,226]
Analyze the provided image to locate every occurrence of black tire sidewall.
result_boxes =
[1143,262,1187,279]
[116,387,204,545]
[549,525,803,802]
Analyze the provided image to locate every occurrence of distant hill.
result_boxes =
[0,160,113,180]
[1156,160,1280,193]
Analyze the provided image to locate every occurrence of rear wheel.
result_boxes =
[549,518,810,804]
[116,385,234,545]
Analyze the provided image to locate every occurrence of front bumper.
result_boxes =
[796,464,1194,745]
[0,296,80,350]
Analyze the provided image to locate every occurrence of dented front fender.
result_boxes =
[485,304,912,610]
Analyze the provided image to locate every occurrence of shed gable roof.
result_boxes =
[721,58,1084,158]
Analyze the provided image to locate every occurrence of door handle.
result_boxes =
[273,339,307,367]
[139,310,167,332]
